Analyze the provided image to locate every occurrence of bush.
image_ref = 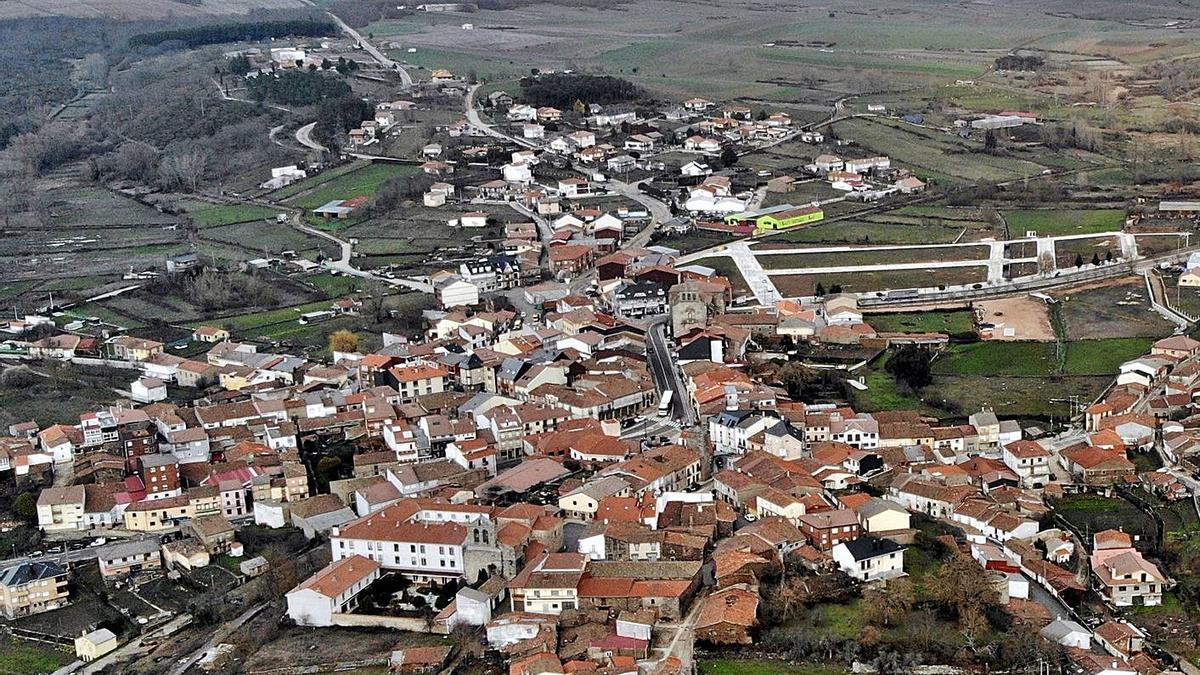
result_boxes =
[519,73,644,109]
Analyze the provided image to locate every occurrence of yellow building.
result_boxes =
[122,495,194,531]
[75,628,118,662]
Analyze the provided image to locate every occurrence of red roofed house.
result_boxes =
[1001,440,1051,488]
[286,554,381,626]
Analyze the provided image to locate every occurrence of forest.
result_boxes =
[519,73,645,109]
[128,19,335,50]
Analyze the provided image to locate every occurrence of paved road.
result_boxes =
[645,318,695,426]
[5,531,169,569]
[465,84,533,147]
[295,122,327,152]
[310,4,413,87]
[291,216,433,292]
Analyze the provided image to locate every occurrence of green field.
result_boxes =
[866,310,975,335]
[756,245,988,270]
[690,256,751,296]
[775,220,969,245]
[933,341,1056,377]
[1003,209,1126,237]
[0,636,71,675]
[289,163,420,211]
[189,204,280,227]
[1063,337,1154,375]
[772,266,989,296]
[1054,494,1157,544]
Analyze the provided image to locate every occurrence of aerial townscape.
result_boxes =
[4,1,1200,675]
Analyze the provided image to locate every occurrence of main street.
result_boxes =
[645,317,695,426]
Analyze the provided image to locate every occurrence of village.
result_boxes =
[4,2,1200,675]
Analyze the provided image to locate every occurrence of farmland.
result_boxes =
[772,266,989,297]
[755,245,989,270]
[287,163,421,211]
[1003,209,1126,237]
[187,203,281,227]
[865,310,975,335]
[1054,279,1176,340]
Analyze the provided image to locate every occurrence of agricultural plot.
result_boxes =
[933,342,1057,378]
[832,118,1049,184]
[1135,233,1188,257]
[1003,209,1125,237]
[772,266,988,297]
[1053,235,1118,267]
[187,203,281,227]
[288,163,421,211]
[1054,279,1175,340]
[865,310,975,335]
[201,221,337,259]
[755,245,989,270]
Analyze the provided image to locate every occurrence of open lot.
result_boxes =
[287,163,421,211]
[772,266,989,296]
[755,245,989,270]
[976,296,1055,341]
[689,257,751,297]
[1003,208,1125,237]
[1053,278,1176,340]
[0,635,72,675]
[864,310,975,336]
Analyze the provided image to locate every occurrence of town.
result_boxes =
[2,1,1200,675]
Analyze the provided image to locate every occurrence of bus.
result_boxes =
[657,390,674,417]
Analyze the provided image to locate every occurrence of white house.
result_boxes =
[680,161,711,177]
[1040,618,1091,649]
[831,535,905,582]
[286,554,381,627]
[1001,440,1051,488]
[435,277,480,309]
[131,378,167,404]
[502,162,533,184]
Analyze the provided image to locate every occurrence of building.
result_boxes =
[0,561,70,618]
[75,628,118,662]
[286,554,382,627]
[695,584,757,645]
[1001,440,1051,488]
[831,535,905,582]
[724,204,824,235]
[36,485,86,532]
[509,552,586,615]
[98,538,162,580]
[1090,530,1165,607]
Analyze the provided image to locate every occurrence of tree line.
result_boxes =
[248,70,353,107]
[994,54,1044,71]
[519,73,645,109]
[128,19,336,50]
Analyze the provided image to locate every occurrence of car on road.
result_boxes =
[47,546,63,554]
[30,550,43,557]
[89,538,107,547]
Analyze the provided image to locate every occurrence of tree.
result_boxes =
[720,145,738,168]
[13,492,36,523]
[1091,252,1101,266]
[863,578,914,627]
[828,284,843,294]
[1106,250,1114,262]
[1074,253,1084,268]
[316,456,343,482]
[885,345,933,390]
[328,329,360,353]
[814,282,826,296]
[928,554,998,622]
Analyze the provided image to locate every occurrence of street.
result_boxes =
[645,318,695,426]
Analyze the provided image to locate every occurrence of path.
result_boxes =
[73,613,193,675]
[723,241,781,305]
[210,76,292,113]
[169,604,266,675]
[291,216,432,292]
[295,122,327,152]
[295,0,413,86]
[642,588,704,672]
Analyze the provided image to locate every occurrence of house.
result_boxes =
[0,561,70,618]
[1041,618,1091,649]
[36,486,86,532]
[131,377,167,404]
[831,535,905,582]
[798,509,860,551]
[1001,440,1051,488]
[286,554,382,627]
[109,335,164,362]
[390,646,452,674]
[509,552,586,615]
[1090,530,1165,607]
[856,498,911,535]
[435,276,480,309]
[1093,621,1146,660]
[192,326,229,343]
[98,538,162,580]
[75,628,118,662]
[557,178,592,198]
[694,584,757,645]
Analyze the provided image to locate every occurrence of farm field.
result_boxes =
[933,342,1057,378]
[699,660,847,675]
[1054,279,1176,340]
[187,203,281,227]
[755,245,989,270]
[201,221,337,259]
[1053,494,1157,545]
[865,310,975,335]
[287,163,420,211]
[1003,209,1126,237]
[0,636,71,674]
[831,118,1048,184]
[652,229,738,255]
[771,266,989,297]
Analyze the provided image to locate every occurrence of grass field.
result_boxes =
[832,118,1048,184]
[933,341,1056,377]
[756,245,989,270]
[866,310,975,335]
[1003,209,1125,237]
[189,204,280,227]
[1056,279,1175,340]
[772,266,988,296]
[289,163,420,211]
[1054,494,1157,544]
[0,636,71,675]
[689,256,751,296]
[1063,337,1154,375]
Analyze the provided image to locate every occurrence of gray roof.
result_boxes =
[100,538,161,561]
[1040,618,1089,643]
[0,561,66,587]
[858,498,907,520]
[456,586,491,605]
[80,628,117,645]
